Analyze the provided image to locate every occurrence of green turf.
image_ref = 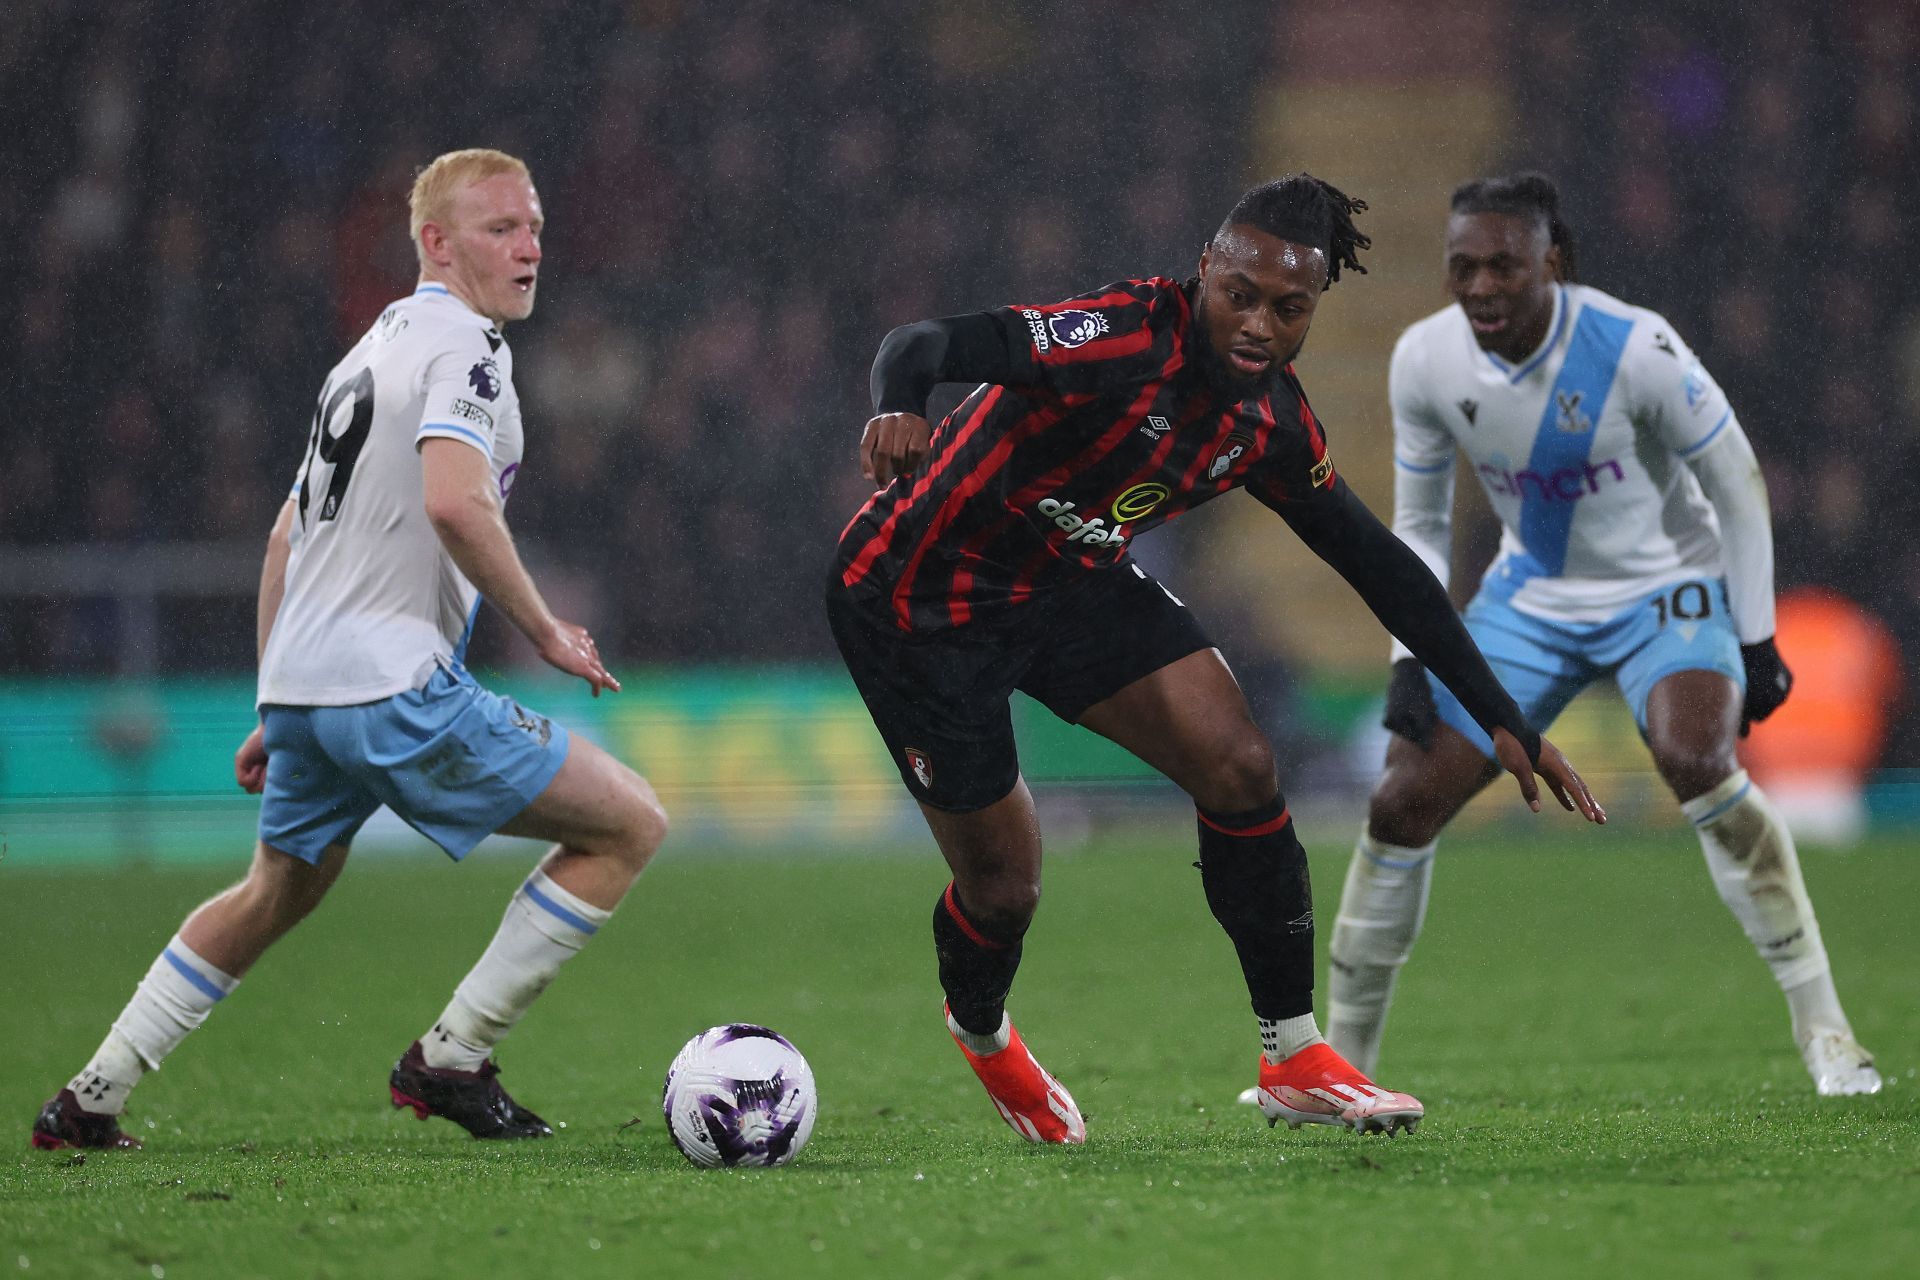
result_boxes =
[2,827,1914,1279]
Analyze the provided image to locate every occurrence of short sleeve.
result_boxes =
[416,326,507,459]
[990,278,1182,398]
[1388,327,1456,477]
[1629,316,1734,459]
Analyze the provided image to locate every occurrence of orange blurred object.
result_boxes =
[1740,587,1902,843]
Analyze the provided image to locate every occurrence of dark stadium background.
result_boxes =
[2,0,1916,854]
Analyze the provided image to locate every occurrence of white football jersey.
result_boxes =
[258,283,525,706]
[1391,283,1737,625]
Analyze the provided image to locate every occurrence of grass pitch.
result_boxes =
[2,824,1914,1279]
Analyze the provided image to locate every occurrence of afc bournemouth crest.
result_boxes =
[1207,430,1255,481]
[904,748,934,791]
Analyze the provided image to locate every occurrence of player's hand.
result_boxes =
[1381,657,1438,747]
[860,412,931,487]
[538,620,621,697]
[234,724,268,794]
[1738,638,1792,736]
[1491,727,1606,824]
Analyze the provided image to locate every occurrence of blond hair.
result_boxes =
[408,148,532,246]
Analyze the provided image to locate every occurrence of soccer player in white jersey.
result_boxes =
[1323,173,1878,1096]
[31,149,670,1150]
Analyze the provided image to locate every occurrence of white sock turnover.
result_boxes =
[1260,1013,1325,1065]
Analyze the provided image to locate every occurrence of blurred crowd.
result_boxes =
[1508,0,1920,759]
[0,0,1257,670]
[3,0,1916,755]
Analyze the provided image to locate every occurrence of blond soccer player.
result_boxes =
[33,149,669,1148]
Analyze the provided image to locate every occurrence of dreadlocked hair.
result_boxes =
[1219,173,1372,286]
[1450,171,1578,283]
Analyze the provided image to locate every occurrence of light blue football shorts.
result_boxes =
[258,663,571,864]
[1430,576,1745,758]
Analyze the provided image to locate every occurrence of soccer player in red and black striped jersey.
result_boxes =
[826,175,1606,1143]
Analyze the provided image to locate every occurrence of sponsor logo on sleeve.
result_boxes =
[1309,453,1334,488]
[450,398,495,429]
[1021,308,1051,355]
[468,358,502,401]
[1456,398,1478,426]
[1683,358,1709,411]
[1046,309,1111,349]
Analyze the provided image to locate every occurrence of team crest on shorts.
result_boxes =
[904,748,934,790]
[1046,309,1110,349]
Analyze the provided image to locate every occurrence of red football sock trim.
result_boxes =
[1197,807,1292,838]
[942,882,1009,950]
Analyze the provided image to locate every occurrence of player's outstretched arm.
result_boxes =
[420,438,619,696]
[1274,477,1604,824]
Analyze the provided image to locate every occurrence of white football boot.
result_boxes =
[1801,1031,1882,1096]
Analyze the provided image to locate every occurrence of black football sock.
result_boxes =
[1196,794,1316,1021]
[932,883,1026,1036]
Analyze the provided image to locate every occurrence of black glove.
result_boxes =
[1739,638,1792,736]
[1381,657,1439,748]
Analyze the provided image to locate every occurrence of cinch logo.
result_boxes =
[1478,457,1624,502]
[1037,497,1128,546]
[1111,482,1169,522]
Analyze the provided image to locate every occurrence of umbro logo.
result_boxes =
[1140,414,1170,441]
[1457,398,1478,426]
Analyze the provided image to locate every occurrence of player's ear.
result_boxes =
[419,222,452,268]
[1197,243,1212,281]
[1544,241,1564,283]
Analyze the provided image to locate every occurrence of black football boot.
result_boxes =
[388,1040,552,1139]
[30,1090,143,1151]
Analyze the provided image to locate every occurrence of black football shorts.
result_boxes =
[825,561,1215,812]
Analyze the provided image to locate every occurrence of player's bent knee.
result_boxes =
[1193,733,1279,814]
[954,876,1040,939]
[1649,737,1737,803]
[1367,774,1444,848]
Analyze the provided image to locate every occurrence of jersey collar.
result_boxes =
[410,280,491,323]
[1480,285,1568,384]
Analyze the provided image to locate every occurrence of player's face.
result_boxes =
[1195,225,1326,394]
[1445,211,1559,361]
[440,173,544,324]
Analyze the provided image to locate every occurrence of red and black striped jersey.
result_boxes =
[835,277,1338,632]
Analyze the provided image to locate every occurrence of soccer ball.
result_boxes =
[662,1024,817,1168]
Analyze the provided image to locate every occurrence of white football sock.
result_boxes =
[1326,833,1435,1076]
[71,936,239,1114]
[946,1009,1011,1056]
[1684,770,1850,1044]
[422,868,611,1072]
[1260,1013,1324,1065]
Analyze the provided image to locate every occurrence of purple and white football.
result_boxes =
[662,1024,817,1168]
